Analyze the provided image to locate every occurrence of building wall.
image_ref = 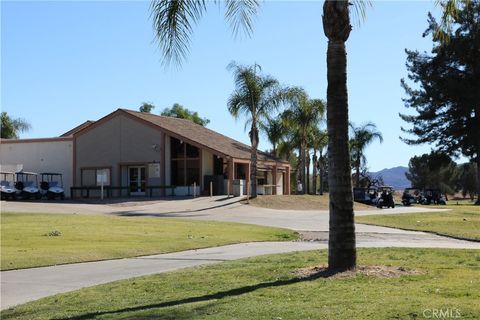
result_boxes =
[0,140,73,197]
[202,150,213,177]
[75,114,162,187]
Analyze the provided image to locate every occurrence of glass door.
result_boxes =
[129,166,146,196]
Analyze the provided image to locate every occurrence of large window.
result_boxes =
[81,168,111,186]
[171,137,200,186]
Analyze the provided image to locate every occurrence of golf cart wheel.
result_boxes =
[47,192,54,200]
[60,193,65,200]
[35,192,42,200]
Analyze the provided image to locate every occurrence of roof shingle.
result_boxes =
[121,109,287,164]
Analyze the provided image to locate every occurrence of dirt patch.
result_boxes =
[244,195,374,211]
[294,265,421,279]
[297,231,329,242]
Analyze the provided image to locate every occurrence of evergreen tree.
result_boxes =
[400,1,480,204]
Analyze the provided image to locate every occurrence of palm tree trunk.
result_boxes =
[319,151,324,195]
[313,149,318,195]
[251,124,258,198]
[299,142,306,194]
[355,156,360,188]
[323,0,356,271]
[306,151,311,194]
[476,155,480,205]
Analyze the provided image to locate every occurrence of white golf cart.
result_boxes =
[1,171,17,200]
[40,172,65,200]
[15,171,41,200]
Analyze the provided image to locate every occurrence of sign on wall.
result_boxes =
[148,163,161,178]
[96,169,110,185]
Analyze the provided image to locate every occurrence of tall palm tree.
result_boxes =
[227,62,284,198]
[1,112,31,139]
[349,122,383,188]
[260,116,284,157]
[310,127,328,195]
[322,0,369,270]
[282,88,325,195]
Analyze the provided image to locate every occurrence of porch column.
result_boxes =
[286,166,291,195]
[272,165,277,195]
[246,162,251,197]
[228,158,234,195]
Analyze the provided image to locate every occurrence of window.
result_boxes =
[81,168,111,186]
[170,137,200,186]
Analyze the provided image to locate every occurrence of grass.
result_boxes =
[0,212,296,270]
[357,205,480,241]
[2,248,479,319]
[246,194,374,210]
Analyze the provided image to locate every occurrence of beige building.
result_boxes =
[1,109,290,198]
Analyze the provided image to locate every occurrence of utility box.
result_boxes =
[233,179,244,197]
[204,175,225,195]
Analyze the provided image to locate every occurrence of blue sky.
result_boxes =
[2,1,445,171]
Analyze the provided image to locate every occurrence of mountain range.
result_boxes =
[369,166,411,190]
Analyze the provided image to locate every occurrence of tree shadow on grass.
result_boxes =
[56,269,342,320]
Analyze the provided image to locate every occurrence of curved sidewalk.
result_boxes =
[2,236,479,310]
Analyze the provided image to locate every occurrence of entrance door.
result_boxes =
[129,166,146,196]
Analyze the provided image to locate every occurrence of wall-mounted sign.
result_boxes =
[148,163,161,178]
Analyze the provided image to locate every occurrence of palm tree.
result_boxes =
[227,62,284,198]
[322,0,369,270]
[260,116,284,157]
[282,88,325,195]
[310,127,328,195]
[349,122,384,188]
[1,112,31,139]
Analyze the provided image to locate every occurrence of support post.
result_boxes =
[272,165,278,195]
[286,166,291,195]
[210,181,213,197]
[228,158,234,196]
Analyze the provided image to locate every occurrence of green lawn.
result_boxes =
[356,206,480,241]
[2,248,479,319]
[0,212,296,270]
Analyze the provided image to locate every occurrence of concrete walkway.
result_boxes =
[1,197,475,310]
[2,235,480,310]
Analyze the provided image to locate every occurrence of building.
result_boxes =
[0,109,291,198]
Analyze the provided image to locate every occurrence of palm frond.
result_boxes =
[224,0,260,38]
[350,0,372,27]
[151,0,207,66]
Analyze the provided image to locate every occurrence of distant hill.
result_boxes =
[369,166,411,190]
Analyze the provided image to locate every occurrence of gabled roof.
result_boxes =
[74,108,287,164]
[121,109,288,164]
[60,120,95,137]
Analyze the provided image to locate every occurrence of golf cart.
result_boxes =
[353,187,378,205]
[15,171,41,200]
[1,171,17,200]
[419,189,447,205]
[376,186,395,209]
[40,173,65,200]
[401,188,420,206]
